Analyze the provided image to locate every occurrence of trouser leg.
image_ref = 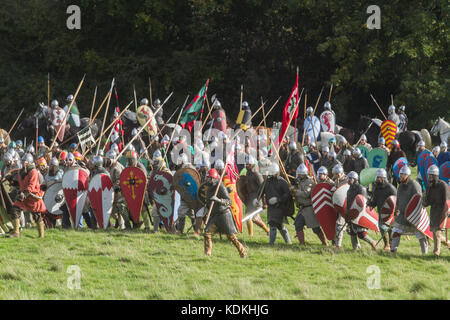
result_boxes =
[391,232,401,252]
[358,231,377,251]
[417,232,428,255]
[269,227,277,244]
[246,220,254,236]
[8,206,22,238]
[433,231,441,256]
[280,226,291,244]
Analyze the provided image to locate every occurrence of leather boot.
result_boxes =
[246,220,254,236]
[296,231,305,245]
[317,229,328,246]
[433,231,441,256]
[391,235,400,253]
[37,220,45,238]
[254,219,270,235]
[227,234,247,258]
[194,217,203,238]
[204,233,213,256]
[362,234,377,251]
[8,218,21,238]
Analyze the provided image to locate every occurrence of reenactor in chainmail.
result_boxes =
[332,164,347,250]
[203,168,247,258]
[284,142,304,177]
[149,156,171,233]
[292,164,327,246]
[422,165,450,256]
[262,163,292,245]
[104,150,129,230]
[367,169,397,251]
[391,166,429,254]
[242,155,270,236]
[351,148,369,175]
[345,171,377,251]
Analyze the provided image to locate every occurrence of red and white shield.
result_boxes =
[405,194,433,239]
[439,200,450,229]
[62,168,89,228]
[349,195,379,232]
[148,171,176,231]
[332,183,350,217]
[88,173,114,230]
[51,107,66,142]
[380,195,396,226]
[320,111,336,133]
[312,183,337,240]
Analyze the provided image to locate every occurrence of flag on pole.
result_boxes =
[278,73,299,144]
[225,140,239,184]
[180,79,209,132]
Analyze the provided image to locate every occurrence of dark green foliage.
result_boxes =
[0,0,448,131]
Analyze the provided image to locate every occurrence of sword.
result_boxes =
[242,207,263,223]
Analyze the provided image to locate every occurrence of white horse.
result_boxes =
[430,117,450,145]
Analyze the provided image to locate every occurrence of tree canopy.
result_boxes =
[0,0,448,131]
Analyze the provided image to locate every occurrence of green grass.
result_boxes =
[0,220,448,300]
[0,166,448,300]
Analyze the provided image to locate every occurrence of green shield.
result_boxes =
[367,148,387,168]
[357,145,369,159]
[360,168,378,187]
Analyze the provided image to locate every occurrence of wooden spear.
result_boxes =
[48,74,86,151]
[370,94,387,120]
[90,90,112,126]
[96,78,115,154]
[328,83,333,103]
[149,77,153,108]
[81,101,133,157]
[89,86,97,123]
[7,108,24,137]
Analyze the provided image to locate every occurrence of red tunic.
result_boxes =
[13,169,46,213]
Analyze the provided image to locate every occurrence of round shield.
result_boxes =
[44,182,65,215]
[173,167,201,209]
[393,157,408,179]
[439,161,449,183]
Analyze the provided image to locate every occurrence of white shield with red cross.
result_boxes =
[348,194,379,232]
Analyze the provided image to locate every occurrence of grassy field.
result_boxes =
[0,166,448,300]
[0,219,448,300]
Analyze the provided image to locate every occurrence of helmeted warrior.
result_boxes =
[367,169,397,251]
[358,134,372,151]
[345,171,377,251]
[9,154,47,238]
[422,165,450,256]
[437,142,450,166]
[203,168,247,258]
[242,155,270,236]
[387,104,400,126]
[317,166,334,185]
[284,141,304,177]
[235,101,252,131]
[342,149,353,174]
[391,166,429,254]
[332,164,347,249]
[352,148,369,175]
[387,140,406,187]
[398,105,408,132]
[292,164,327,246]
[262,163,292,245]
[377,137,390,155]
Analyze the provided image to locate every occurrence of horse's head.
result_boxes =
[358,115,372,133]
[430,117,440,136]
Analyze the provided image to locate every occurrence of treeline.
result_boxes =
[0,0,448,131]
